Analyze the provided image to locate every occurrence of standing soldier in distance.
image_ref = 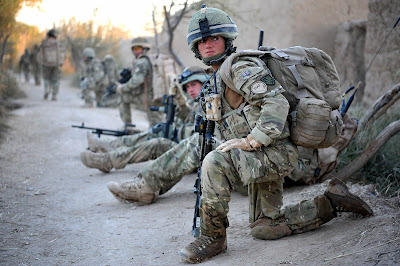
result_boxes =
[37,29,64,101]
[80,47,105,107]
[18,48,30,83]
[115,37,162,127]
[99,54,119,107]
[30,44,42,86]
[179,6,373,263]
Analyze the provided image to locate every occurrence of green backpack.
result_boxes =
[223,47,343,149]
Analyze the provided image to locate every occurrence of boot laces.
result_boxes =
[187,235,216,251]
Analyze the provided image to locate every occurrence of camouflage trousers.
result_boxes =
[82,84,105,106]
[119,92,163,126]
[199,139,337,238]
[109,138,177,169]
[31,64,41,85]
[42,66,61,98]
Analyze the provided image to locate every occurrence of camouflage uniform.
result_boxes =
[96,98,202,170]
[179,6,373,263]
[119,37,162,126]
[29,44,41,86]
[38,29,64,100]
[19,49,30,83]
[81,50,105,106]
[99,54,119,107]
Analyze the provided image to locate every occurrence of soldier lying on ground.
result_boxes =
[80,67,209,173]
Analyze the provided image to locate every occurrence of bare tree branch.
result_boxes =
[328,120,400,182]
[357,83,400,132]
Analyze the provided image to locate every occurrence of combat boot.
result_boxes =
[43,92,49,100]
[51,94,57,101]
[107,178,159,204]
[324,178,373,217]
[179,234,227,263]
[249,217,292,240]
[80,151,112,173]
[86,132,115,153]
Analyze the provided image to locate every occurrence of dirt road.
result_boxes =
[0,79,399,265]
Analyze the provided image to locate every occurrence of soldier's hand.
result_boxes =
[169,85,178,95]
[216,135,262,152]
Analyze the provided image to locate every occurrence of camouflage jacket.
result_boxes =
[175,99,203,141]
[211,54,291,145]
[121,54,152,97]
[83,58,105,89]
[102,59,118,85]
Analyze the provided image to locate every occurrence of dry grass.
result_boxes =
[338,105,400,197]
[0,70,26,143]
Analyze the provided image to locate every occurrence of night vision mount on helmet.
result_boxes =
[187,5,238,65]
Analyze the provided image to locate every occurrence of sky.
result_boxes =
[16,0,192,37]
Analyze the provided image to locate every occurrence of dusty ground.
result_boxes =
[0,78,399,266]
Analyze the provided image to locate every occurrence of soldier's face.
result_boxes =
[184,80,202,99]
[132,46,144,58]
[197,36,225,59]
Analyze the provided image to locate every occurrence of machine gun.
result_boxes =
[103,68,132,97]
[149,94,178,142]
[72,122,136,138]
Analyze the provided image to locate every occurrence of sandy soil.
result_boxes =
[0,78,399,266]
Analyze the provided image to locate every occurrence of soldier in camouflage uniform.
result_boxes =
[19,48,30,83]
[29,44,41,86]
[116,37,161,127]
[98,54,119,107]
[177,6,373,263]
[38,29,64,101]
[80,67,208,173]
[80,47,105,107]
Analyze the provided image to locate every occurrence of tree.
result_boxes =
[0,0,41,68]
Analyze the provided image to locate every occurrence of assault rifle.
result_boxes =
[149,94,178,142]
[103,68,132,97]
[71,122,136,138]
[192,72,217,237]
[192,115,216,237]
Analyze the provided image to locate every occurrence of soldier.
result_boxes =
[177,6,373,263]
[98,54,119,107]
[80,47,105,107]
[29,44,41,86]
[37,29,64,101]
[18,48,30,83]
[80,67,209,173]
[116,37,161,127]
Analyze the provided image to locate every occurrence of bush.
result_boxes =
[338,106,400,197]
[0,70,26,143]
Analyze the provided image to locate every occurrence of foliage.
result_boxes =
[0,0,42,67]
[0,70,25,143]
[338,106,400,197]
[57,17,129,74]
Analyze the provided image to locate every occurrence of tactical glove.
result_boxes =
[216,135,262,152]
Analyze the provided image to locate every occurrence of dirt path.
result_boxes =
[0,79,399,265]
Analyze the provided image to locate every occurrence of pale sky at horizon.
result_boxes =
[16,0,193,37]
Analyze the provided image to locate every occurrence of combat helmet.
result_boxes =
[178,66,209,88]
[130,37,151,50]
[83,47,96,58]
[103,54,115,62]
[47,29,57,38]
[187,5,238,65]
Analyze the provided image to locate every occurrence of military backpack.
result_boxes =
[222,47,343,149]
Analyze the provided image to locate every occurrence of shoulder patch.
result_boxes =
[251,81,268,94]
[260,74,275,86]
